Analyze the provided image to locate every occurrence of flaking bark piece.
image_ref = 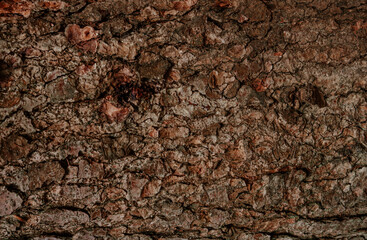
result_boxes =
[101,100,129,123]
[65,24,97,45]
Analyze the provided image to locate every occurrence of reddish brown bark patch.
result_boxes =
[0,0,33,18]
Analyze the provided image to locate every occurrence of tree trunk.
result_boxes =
[1,0,367,239]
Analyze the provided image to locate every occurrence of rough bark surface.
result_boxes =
[0,0,367,239]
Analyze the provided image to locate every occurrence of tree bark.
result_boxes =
[0,0,367,239]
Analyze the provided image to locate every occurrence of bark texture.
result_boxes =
[1,0,367,239]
